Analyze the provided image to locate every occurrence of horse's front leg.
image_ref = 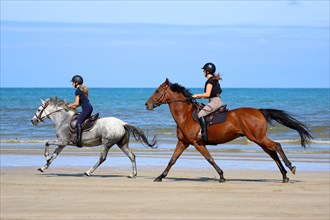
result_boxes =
[44,142,51,161]
[193,143,226,182]
[38,140,66,172]
[43,140,64,161]
[154,140,189,182]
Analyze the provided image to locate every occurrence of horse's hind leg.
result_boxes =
[258,139,296,174]
[262,148,289,183]
[84,144,112,176]
[118,140,137,178]
[255,137,295,183]
[274,142,296,174]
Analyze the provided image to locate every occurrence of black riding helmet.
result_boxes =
[202,63,216,74]
[71,75,83,85]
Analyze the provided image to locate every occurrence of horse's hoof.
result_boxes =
[128,175,136,179]
[154,177,162,182]
[38,168,44,173]
[84,172,90,177]
[283,177,290,183]
[291,166,296,175]
[219,178,226,183]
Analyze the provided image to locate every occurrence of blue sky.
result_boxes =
[1,0,329,88]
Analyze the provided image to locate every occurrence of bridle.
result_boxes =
[149,83,200,109]
[34,102,65,122]
[149,84,169,108]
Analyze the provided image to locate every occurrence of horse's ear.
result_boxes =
[40,99,45,105]
[165,78,170,84]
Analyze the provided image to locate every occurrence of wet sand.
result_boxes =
[1,165,329,220]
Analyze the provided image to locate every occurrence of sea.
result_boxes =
[1,87,329,171]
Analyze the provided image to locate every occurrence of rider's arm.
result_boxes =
[192,83,213,99]
[68,95,80,108]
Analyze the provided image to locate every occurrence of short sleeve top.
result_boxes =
[204,78,222,98]
[75,88,90,107]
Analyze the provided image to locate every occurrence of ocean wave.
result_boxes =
[310,140,330,144]
[1,137,329,145]
[0,139,47,144]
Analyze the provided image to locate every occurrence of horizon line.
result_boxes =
[2,20,329,29]
[1,86,329,89]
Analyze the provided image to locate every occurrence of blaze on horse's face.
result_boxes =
[145,78,170,111]
[31,99,48,125]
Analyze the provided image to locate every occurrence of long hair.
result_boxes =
[80,85,89,97]
[212,73,222,81]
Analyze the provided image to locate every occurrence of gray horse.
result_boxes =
[31,97,157,177]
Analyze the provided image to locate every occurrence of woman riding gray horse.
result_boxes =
[32,97,157,177]
[68,75,93,147]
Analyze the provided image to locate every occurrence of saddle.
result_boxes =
[192,104,228,126]
[69,113,100,133]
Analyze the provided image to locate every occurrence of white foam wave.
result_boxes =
[0,139,47,144]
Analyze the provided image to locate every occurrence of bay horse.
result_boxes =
[31,97,157,177]
[145,79,312,183]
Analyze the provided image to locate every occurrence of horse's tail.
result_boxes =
[259,109,312,148]
[124,124,158,149]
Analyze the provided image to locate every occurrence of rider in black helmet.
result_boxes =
[192,63,223,142]
[68,75,93,147]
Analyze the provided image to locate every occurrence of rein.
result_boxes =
[35,102,66,122]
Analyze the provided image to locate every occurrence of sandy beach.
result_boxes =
[1,163,329,220]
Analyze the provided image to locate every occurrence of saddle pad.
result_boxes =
[192,109,227,126]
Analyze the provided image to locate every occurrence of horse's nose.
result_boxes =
[145,102,152,110]
[31,119,38,125]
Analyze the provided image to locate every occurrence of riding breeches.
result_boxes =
[77,105,93,125]
[198,97,223,118]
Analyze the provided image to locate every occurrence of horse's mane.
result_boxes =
[169,83,194,104]
[46,97,69,107]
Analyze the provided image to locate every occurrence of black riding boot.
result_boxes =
[76,124,83,148]
[198,117,208,142]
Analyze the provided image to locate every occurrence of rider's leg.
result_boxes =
[76,124,83,147]
[75,106,93,148]
[198,107,211,142]
[197,97,222,142]
[198,116,208,142]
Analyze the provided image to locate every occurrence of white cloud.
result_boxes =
[288,0,302,6]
